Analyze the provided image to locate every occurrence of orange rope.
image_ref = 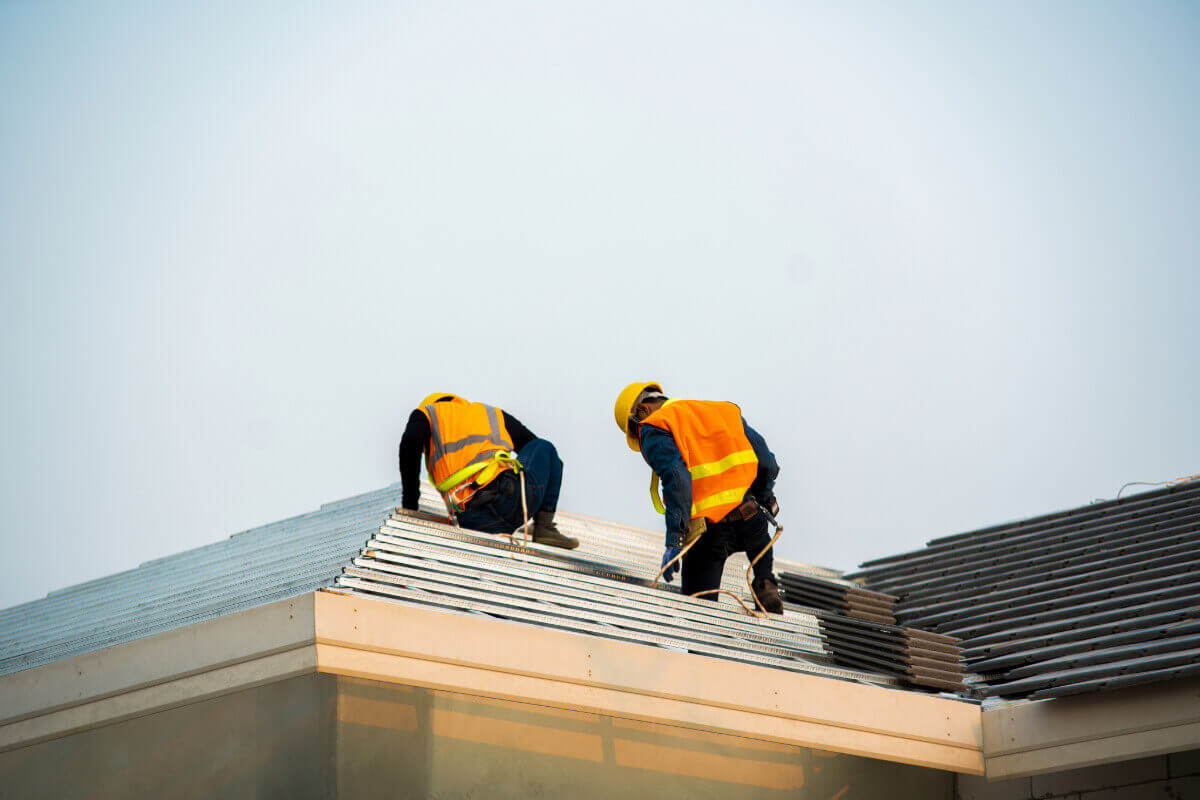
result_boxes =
[507,468,530,551]
[654,535,698,584]
[688,587,767,617]
[654,504,785,618]
[1117,473,1200,500]
[744,518,784,614]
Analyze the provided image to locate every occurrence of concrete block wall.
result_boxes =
[956,749,1200,800]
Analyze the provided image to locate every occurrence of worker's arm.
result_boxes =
[639,426,692,549]
[398,410,431,510]
[743,418,780,507]
[501,411,537,452]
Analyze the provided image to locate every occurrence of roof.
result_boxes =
[10,474,1193,706]
[849,478,1200,701]
[0,483,928,693]
[0,484,402,677]
[6,478,1200,779]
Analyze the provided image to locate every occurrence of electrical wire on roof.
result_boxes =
[1116,473,1200,500]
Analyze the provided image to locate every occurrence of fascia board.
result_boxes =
[2,580,1193,779]
[982,676,1200,779]
[313,591,984,774]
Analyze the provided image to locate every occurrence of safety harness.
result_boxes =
[424,402,532,542]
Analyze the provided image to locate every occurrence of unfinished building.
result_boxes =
[2,479,1198,798]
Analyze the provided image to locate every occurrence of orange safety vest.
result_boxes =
[641,399,759,523]
[419,399,517,510]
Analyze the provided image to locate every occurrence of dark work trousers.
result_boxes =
[455,439,563,535]
[681,510,777,600]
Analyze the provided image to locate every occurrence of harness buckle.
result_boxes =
[445,481,480,513]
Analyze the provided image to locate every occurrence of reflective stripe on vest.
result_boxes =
[420,401,516,495]
[642,399,759,523]
[650,473,755,518]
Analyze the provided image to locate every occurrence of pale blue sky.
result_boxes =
[2,1,1198,609]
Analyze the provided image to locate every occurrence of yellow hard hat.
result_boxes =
[614,381,663,452]
[419,392,465,408]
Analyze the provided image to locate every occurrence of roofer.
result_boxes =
[398,393,579,549]
[614,382,783,613]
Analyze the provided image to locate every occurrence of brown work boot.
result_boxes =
[751,577,784,614]
[531,511,579,550]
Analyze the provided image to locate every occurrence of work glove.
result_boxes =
[660,545,682,584]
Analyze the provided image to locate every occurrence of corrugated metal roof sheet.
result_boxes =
[849,478,1200,700]
[0,483,910,692]
[0,484,404,676]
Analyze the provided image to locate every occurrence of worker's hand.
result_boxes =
[395,507,455,526]
[761,496,780,518]
[660,545,682,583]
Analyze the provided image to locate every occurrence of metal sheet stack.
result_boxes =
[850,478,1200,700]
[778,572,898,624]
[0,481,906,691]
[330,490,901,687]
[778,571,967,692]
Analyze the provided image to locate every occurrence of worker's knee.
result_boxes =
[538,438,561,463]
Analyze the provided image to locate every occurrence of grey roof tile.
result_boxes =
[852,478,1200,700]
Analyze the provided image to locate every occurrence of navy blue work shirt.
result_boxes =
[639,417,780,549]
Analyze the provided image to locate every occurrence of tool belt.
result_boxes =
[679,499,758,547]
[719,499,761,524]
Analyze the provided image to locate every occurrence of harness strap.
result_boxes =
[437,451,523,514]
[435,450,522,493]
[649,471,666,514]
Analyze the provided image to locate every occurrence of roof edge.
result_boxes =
[982,676,1200,779]
[313,591,983,774]
[0,591,984,774]
[0,595,317,753]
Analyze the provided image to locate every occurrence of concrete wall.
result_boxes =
[0,669,956,799]
[0,674,337,799]
[336,676,955,799]
[956,749,1200,800]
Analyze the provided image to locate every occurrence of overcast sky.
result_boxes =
[2,1,1197,609]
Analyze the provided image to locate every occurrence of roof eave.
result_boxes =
[982,676,1200,779]
[0,591,984,775]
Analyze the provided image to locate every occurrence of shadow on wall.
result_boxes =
[0,673,955,799]
[336,676,953,799]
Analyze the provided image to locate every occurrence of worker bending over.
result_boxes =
[614,382,783,613]
[399,393,578,549]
